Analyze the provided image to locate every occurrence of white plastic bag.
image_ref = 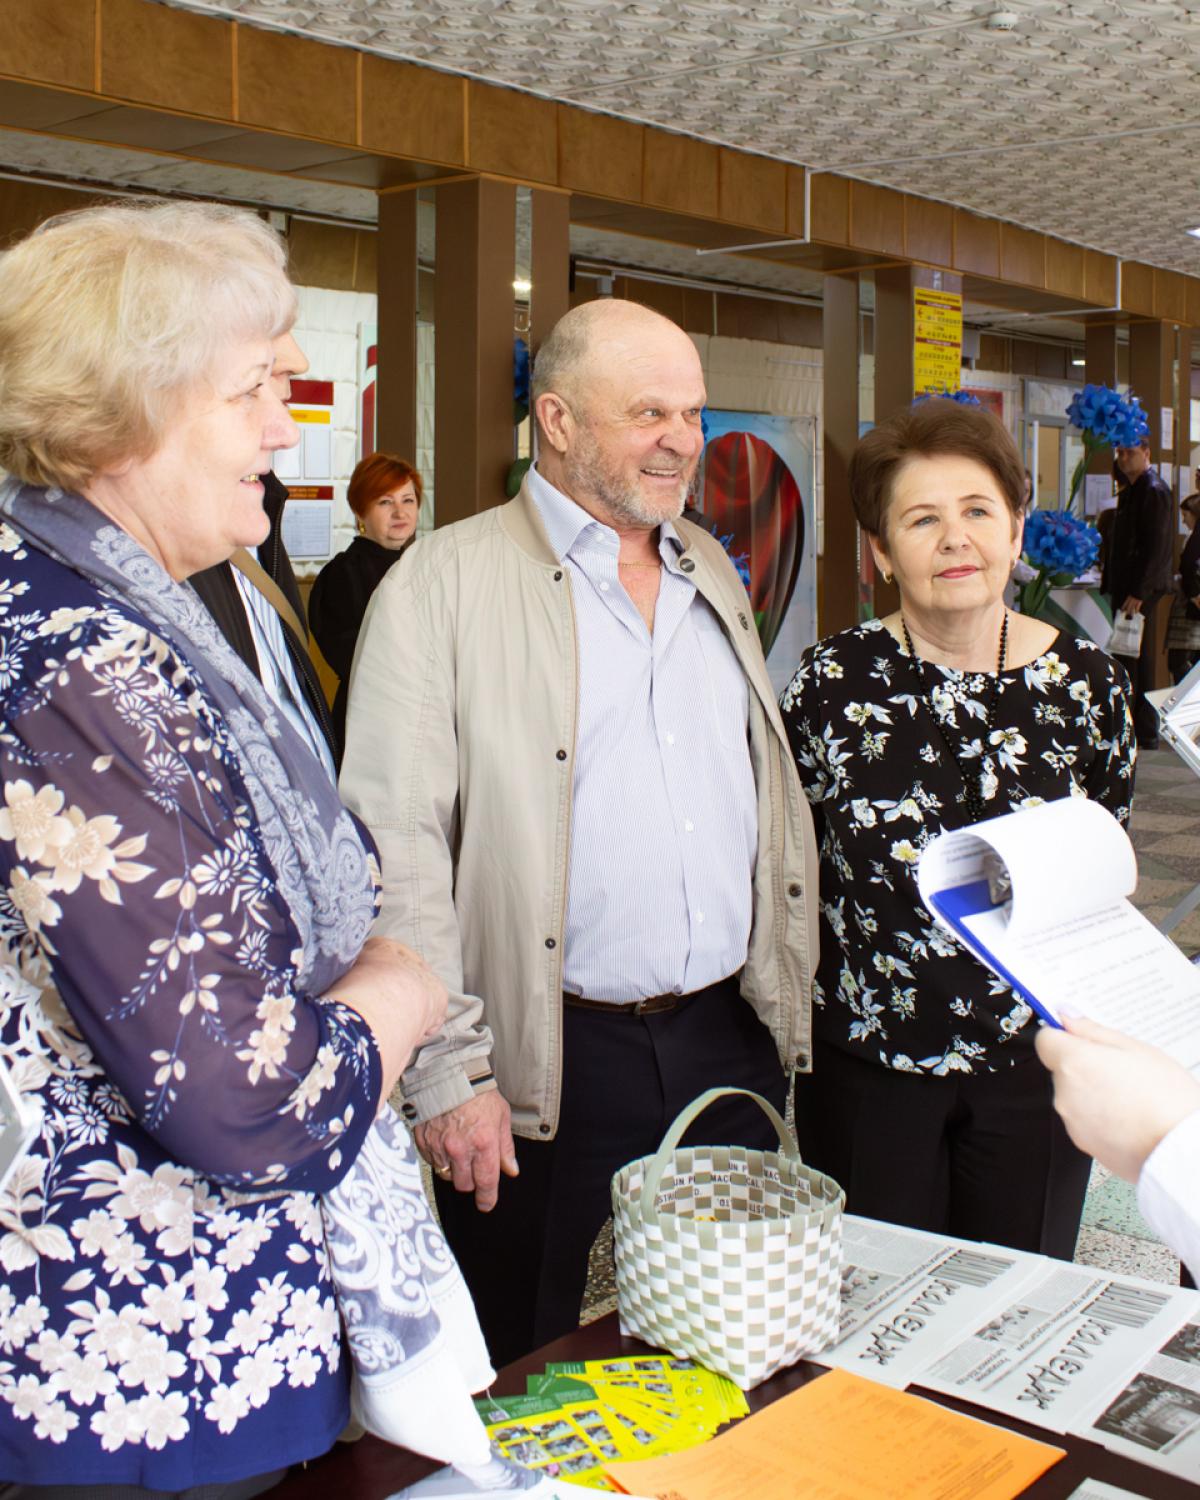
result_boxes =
[1108,610,1145,657]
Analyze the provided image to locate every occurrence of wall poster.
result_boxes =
[696,411,818,695]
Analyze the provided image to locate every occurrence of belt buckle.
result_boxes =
[632,994,674,1016]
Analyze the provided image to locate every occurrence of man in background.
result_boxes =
[1104,439,1174,749]
[190,331,339,768]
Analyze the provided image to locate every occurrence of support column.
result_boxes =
[376,189,419,461]
[1177,326,1193,495]
[1084,321,1119,493]
[434,177,517,524]
[530,188,570,354]
[872,264,963,616]
[821,272,860,637]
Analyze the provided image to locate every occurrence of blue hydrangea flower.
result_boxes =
[514,338,530,407]
[1023,509,1101,578]
[1065,383,1149,448]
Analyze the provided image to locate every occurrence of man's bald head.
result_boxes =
[531,299,698,412]
[531,299,707,532]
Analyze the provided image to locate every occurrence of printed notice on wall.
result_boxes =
[913,287,963,396]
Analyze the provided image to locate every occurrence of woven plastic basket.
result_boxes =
[611,1086,844,1390]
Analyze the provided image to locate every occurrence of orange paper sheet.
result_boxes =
[605,1368,1063,1500]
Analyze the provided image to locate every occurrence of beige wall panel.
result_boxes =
[1000,224,1045,290]
[953,210,999,277]
[718,149,785,234]
[905,197,952,267]
[1083,249,1117,307]
[979,333,1011,373]
[643,132,719,219]
[287,219,362,291]
[361,56,464,165]
[1045,239,1085,300]
[558,107,642,200]
[101,0,231,116]
[467,82,556,182]
[1121,261,1155,317]
[237,26,356,143]
[1155,269,1188,324]
[809,173,848,244]
[4,0,95,91]
[848,181,904,256]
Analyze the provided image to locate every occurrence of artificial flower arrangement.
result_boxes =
[1016,383,1147,619]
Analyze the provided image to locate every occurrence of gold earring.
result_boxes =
[880,569,892,584]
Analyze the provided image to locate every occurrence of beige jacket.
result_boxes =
[339,483,819,1139]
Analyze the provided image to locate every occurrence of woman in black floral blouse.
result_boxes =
[780,398,1134,1259]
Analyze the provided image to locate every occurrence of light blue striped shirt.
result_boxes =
[527,465,756,1003]
[233,556,337,783]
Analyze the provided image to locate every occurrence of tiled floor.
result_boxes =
[580,742,1200,1322]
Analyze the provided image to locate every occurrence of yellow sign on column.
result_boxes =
[913,287,963,395]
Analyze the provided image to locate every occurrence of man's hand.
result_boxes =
[1036,1016,1200,1182]
[1121,595,1143,616]
[414,1090,518,1211]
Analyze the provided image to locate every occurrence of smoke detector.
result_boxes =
[986,10,1019,30]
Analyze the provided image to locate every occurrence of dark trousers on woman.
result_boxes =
[793,1040,1092,1260]
[433,976,787,1370]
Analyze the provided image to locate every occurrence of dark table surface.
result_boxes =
[268,1312,1197,1498]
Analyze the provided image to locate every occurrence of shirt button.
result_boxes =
[599,581,610,592]
[684,819,694,832]
[695,911,705,924]
[665,732,675,746]
[556,749,567,761]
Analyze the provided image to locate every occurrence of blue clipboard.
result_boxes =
[927,879,1062,1030]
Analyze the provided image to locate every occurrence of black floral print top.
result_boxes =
[780,619,1135,1075]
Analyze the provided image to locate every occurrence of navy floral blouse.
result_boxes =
[780,619,1135,1075]
[0,524,381,1489]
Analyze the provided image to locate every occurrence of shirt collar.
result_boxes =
[527,463,684,565]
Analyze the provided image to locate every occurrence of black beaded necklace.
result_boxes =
[900,611,1009,824]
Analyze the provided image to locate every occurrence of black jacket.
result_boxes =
[189,472,340,763]
[1103,467,1175,605]
[1180,523,1200,621]
[308,535,404,741]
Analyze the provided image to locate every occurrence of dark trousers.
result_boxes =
[433,976,787,1369]
[1113,591,1165,744]
[793,1040,1092,1261]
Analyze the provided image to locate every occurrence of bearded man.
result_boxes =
[339,299,818,1366]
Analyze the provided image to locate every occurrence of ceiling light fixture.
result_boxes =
[1187,228,1200,240]
[513,279,532,295]
[1071,357,1086,367]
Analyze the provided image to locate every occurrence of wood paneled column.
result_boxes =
[1128,318,1174,691]
[530,188,570,354]
[434,177,517,524]
[1084,322,1118,492]
[874,264,963,423]
[821,272,860,636]
[376,189,419,461]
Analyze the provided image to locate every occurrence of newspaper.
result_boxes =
[814,1216,1044,1388]
[1075,1318,1200,1483]
[919,1261,1198,1433]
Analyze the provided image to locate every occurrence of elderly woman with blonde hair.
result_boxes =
[0,201,498,1498]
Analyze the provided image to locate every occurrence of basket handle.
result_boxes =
[638,1086,800,1227]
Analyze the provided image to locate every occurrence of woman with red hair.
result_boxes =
[310,452,423,739]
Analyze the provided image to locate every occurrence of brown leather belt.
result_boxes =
[563,990,687,1017]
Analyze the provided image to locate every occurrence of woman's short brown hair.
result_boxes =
[347,452,423,521]
[849,399,1026,537]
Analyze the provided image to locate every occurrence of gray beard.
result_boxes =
[563,443,694,529]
